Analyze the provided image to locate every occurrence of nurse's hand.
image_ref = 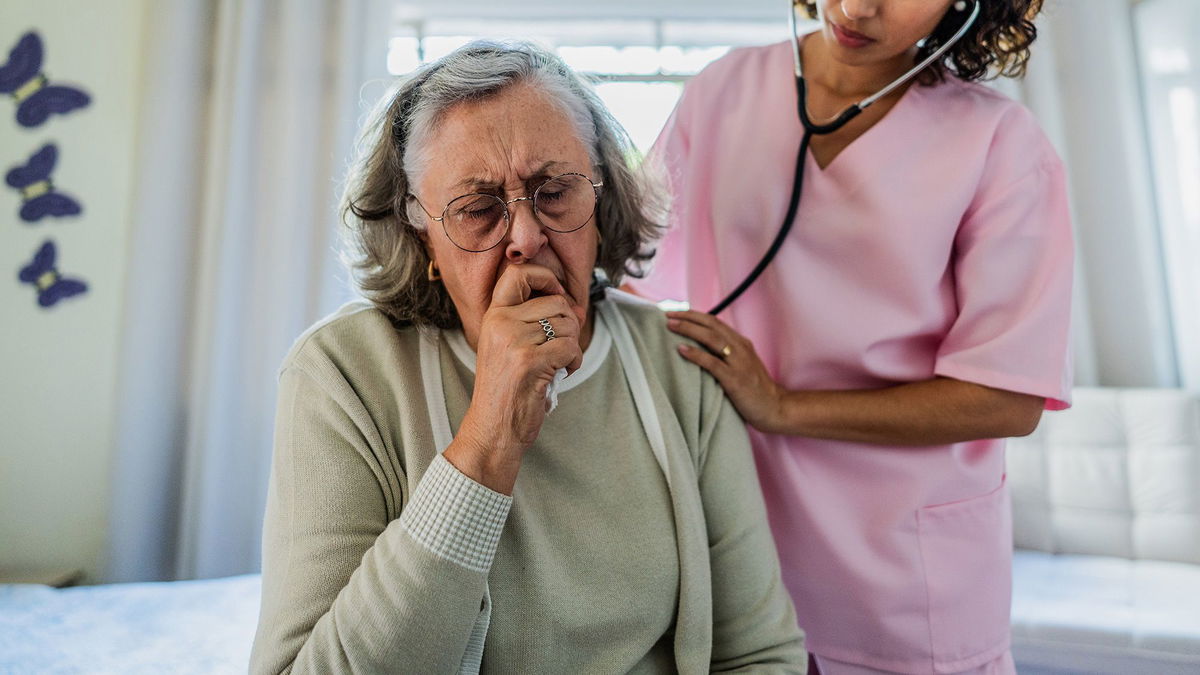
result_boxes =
[666,310,787,434]
[448,265,584,495]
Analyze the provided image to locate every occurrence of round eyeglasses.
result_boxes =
[410,172,603,253]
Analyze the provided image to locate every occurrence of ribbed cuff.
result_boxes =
[399,454,512,573]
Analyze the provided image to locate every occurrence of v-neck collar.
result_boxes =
[807,82,920,174]
[795,32,924,176]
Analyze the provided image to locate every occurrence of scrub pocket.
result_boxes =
[916,477,1012,673]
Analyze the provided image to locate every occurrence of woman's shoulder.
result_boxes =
[606,289,675,352]
[281,300,421,376]
[684,40,791,99]
[606,290,721,408]
[924,77,1056,152]
[707,40,790,74]
[606,291,736,472]
[915,76,1063,182]
[921,75,1021,113]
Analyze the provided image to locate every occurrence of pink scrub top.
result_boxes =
[632,41,1073,674]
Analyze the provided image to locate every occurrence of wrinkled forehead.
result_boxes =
[417,84,594,197]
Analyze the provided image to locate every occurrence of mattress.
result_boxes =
[1011,550,1200,674]
[0,573,260,674]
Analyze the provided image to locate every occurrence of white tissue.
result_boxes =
[545,367,568,413]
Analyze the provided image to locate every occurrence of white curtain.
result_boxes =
[1132,0,1200,389]
[105,0,389,582]
[1002,0,1180,388]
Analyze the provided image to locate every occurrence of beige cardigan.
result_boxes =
[249,292,806,674]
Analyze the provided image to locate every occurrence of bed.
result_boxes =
[1007,387,1200,674]
[0,573,260,674]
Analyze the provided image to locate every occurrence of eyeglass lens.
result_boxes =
[443,173,597,252]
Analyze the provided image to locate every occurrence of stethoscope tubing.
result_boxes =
[707,0,980,314]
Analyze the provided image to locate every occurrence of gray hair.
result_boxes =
[342,40,664,329]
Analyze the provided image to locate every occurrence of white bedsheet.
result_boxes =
[0,573,260,674]
[1011,550,1200,674]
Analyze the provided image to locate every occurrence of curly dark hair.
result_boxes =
[799,0,1043,83]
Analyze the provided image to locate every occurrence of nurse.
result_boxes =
[632,1,1072,674]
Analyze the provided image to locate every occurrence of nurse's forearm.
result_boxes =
[772,376,1044,446]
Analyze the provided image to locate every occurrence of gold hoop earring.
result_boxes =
[427,260,441,281]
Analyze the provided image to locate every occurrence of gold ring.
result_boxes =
[721,345,733,358]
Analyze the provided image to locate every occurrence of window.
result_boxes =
[1133,0,1200,388]
[383,9,800,155]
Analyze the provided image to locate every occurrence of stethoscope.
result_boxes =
[708,0,982,315]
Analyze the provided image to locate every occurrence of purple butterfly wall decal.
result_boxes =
[0,31,91,128]
[18,239,88,308]
[6,144,82,222]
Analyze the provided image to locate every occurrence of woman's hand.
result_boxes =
[666,310,788,434]
[667,311,1049,445]
[445,264,584,494]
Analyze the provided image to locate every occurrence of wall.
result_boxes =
[0,0,148,582]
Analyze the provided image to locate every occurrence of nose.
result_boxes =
[839,0,879,20]
[504,197,547,263]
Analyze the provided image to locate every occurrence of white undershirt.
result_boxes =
[443,311,614,398]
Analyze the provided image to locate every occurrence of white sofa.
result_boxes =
[1007,387,1200,674]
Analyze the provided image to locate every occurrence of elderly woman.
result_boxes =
[249,41,805,674]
